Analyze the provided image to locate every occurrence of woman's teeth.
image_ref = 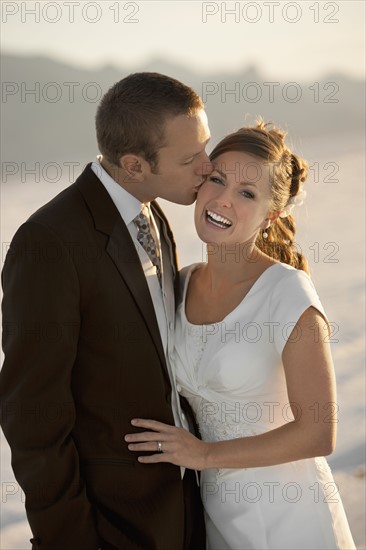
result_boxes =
[206,210,232,229]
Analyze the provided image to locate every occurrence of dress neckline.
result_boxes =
[182,262,284,326]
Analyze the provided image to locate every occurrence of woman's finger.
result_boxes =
[137,453,170,464]
[124,430,167,443]
[128,442,170,453]
[131,418,173,432]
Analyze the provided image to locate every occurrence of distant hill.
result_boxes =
[1,53,365,167]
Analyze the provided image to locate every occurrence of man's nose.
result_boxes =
[196,154,213,177]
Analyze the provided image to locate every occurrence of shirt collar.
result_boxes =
[91,156,144,226]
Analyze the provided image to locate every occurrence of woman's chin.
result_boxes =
[195,218,234,244]
[195,226,255,252]
[196,230,234,247]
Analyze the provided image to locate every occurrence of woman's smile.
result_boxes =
[205,209,233,230]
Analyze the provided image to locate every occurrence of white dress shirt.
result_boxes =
[91,158,188,476]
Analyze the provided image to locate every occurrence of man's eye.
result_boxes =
[183,158,194,165]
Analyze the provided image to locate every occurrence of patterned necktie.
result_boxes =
[134,208,162,287]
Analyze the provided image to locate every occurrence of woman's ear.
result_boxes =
[261,211,280,230]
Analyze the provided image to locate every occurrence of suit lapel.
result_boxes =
[75,165,170,385]
[151,201,180,303]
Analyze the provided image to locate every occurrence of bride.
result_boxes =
[125,121,356,549]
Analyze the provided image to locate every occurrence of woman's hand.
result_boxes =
[124,418,209,470]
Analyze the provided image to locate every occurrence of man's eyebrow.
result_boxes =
[183,151,200,160]
[182,147,206,160]
[183,137,211,160]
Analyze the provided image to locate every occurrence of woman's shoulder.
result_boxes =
[178,262,204,284]
[177,262,204,302]
[268,262,325,319]
[269,262,315,293]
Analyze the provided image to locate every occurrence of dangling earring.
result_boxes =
[263,221,270,239]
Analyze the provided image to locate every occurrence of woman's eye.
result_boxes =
[241,190,255,199]
[183,158,194,165]
[209,176,224,185]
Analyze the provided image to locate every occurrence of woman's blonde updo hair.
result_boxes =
[209,120,309,274]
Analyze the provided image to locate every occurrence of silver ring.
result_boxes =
[157,441,163,453]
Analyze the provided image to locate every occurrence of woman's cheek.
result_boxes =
[197,180,212,202]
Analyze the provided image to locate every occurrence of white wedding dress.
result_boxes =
[174,262,355,550]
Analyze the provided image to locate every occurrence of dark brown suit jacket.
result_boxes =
[0,165,193,549]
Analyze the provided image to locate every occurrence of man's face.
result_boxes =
[146,109,213,205]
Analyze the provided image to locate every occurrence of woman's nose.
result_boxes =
[215,186,233,208]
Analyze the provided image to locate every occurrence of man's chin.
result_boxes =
[161,193,197,206]
[181,195,197,206]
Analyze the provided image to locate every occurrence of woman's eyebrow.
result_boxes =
[212,167,227,179]
[212,167,259,187]
[239,181,258,187]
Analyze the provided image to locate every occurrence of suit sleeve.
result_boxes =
[0,221,101,549]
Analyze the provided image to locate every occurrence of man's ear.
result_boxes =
[119,154,146,182]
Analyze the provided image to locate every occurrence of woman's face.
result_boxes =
[194,150,276,246]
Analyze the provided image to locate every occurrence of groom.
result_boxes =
[0,73,212,549]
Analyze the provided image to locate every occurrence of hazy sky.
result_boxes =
[2,0,365,80]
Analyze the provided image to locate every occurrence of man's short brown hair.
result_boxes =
[95,72,204,172]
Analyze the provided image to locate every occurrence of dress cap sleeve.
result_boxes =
[270,267,329,356]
